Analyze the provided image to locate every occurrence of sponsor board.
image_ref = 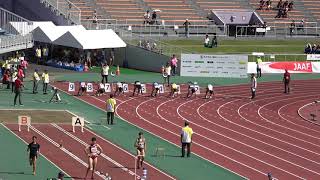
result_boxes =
[247,62,316,73]
[180,54,248,78]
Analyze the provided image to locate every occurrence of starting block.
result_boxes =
[72,117,85,133]
[18,116,31,132]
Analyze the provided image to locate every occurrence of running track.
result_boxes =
[53,80,320,180]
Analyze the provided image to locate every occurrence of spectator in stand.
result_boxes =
[288,1,294,11]
[290,20,295,36]
[183,19,191,38]
[92,10,98,29]
[143,10,151,25]
[170,54,178,76]
[151,11,158,25]
[266,0,272,10]
[277,0,283,9]
[283,0,289,7]
[296,19,305,32]
[259,0,265,10]
[204,34,210,47]
[304,43,312,54]
[283,69,291,94]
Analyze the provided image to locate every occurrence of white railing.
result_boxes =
[41,0,81,25]
[0,7,33,35]
[0,33,34,54]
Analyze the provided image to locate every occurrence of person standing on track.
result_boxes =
[14,77,24,106]
[250,73,257,99]
[181,121,193,157]
[84,137,103,180]
[101,63,109,84]
[164,63,171,86]
[134,132,146,169]
[283,69,291,94]
[42,69,49,94]
[33,69,40,94]
[256,56,262,78]
[27,136,40,175]
[106,94,116,125]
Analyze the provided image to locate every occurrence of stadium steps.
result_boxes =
[301,0,320,23]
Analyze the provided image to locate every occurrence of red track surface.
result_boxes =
[53,80,320,180]
[4,123,173,180]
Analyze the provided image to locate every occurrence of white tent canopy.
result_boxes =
[53,29,126,49]
[32,25,85,43]
[8,21,56,35]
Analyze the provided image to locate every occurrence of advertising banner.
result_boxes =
[247,62,315,73]
[307,54,320,61]
[180,54,248,78]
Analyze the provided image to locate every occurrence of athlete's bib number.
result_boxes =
[68,82,75,92]
[104,83,111,92]
[87,83,93,92]
[158,84,164,93]
[141,84,146,93]
[123,84,129,93]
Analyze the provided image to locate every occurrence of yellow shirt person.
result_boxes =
[181,121,193,157]
[106,94,116,125]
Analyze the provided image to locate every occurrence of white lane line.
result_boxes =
[154,97,305,179]
[29,125,105,179]
[196,99,320,167]
[277,96,320,131]
[50,85,176,180]
[175,98,320,176]
[134,97,253,179]
[51,123,137,177]
[257,92,320,141]
[235,93,320,156]
[0,123,72,179]
[298,102,318,123]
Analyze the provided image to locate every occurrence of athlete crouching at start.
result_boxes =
[186,82,198,98]
[132,81,143,96]
[205,83,214,99]
[169,83,178,98]
[95,82,105,96]
[151,82,160,97]
[114,82,124,96]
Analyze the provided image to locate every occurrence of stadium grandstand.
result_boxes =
[1,0,320,180]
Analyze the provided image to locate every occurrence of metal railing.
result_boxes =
[0,7,34,54]
[0,33,34,54]
[117,28,193,58]
[41,0,81,25]
[0,7,33,35]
